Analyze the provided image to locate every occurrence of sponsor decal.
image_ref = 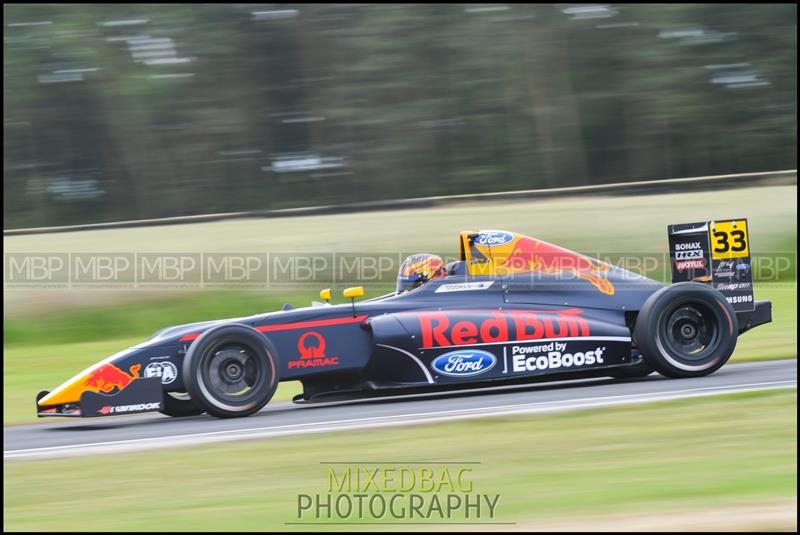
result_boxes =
[674,249,704,260]
[98,402,161,415]
[726,294,754,305]
[714,260,750,279]
[434,281,494,293]
[675,259,706,271]
[144,361,178,385]
[715,260,736,277]
[431,349,497,377]
[84,363,141,394]
[287,331,340,369]
[716,282,751,291]
[668,223,712,286]
[709,219,754,312]
[474,231,515,247]
[673,242,706,272]
[418,309,590,348]
[510,342,606,372]
[674,242,702,251]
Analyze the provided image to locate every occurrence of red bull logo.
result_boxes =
[83,363,141,394]
[419,309,591,348]
[288,331,339,369]
[499,236,616,295]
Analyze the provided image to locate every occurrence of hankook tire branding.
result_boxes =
[98,402,161,415]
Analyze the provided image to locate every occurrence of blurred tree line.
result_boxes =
[4,4,797,228]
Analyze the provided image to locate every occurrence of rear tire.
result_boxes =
[634,282,738,378]
[159,392,205,417]
[183,324,280,418]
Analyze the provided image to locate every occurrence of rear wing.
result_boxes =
[668,218,771,334]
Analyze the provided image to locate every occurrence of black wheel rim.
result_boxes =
[200,340,265,405]
[659,300,720,361]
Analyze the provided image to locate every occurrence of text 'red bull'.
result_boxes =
[419,309,590,348]
[501,237,615,295]
[83,363,141,394]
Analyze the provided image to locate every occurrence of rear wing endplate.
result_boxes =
[668,219,755,312]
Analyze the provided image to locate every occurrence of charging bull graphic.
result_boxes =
[501,236,615,295]
[84,363,141,394]
[467,232,615,295]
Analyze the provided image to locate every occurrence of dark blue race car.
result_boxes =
[36,229,772,419]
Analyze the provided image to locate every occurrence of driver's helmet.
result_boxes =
[396,253,446,294]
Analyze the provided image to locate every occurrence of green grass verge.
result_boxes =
[3,389,796,531]
[4,184,797,318]
[2,288,392,347]
[5,185,796,258]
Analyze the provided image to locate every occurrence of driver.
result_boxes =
[396,253,446,294]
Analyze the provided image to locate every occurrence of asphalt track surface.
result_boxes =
[4,359,796,460]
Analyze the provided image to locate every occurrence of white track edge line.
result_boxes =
[4,381,795,459]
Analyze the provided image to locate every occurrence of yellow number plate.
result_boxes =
[710,219,749,260]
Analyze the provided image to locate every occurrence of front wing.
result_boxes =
[36,377,163,418]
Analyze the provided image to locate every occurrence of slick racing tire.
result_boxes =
[607,360,655,379]
[634,282,738,379]
[183,324,280,418]
[159,392,205,417]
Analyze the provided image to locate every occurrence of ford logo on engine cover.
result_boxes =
[474,231,514,247]
[431,350,497,377]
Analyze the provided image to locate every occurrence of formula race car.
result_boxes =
[36,228,772,419]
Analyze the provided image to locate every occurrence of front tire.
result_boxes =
[634,282,738,378]
[183,324,280,418]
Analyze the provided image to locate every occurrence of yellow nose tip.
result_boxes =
[38,370,93,406]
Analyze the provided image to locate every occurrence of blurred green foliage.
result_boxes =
[4,4,797,227]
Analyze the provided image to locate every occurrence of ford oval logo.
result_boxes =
[431,350,497,377]
[474,231,514,247]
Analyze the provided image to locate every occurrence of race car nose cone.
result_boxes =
[37,371,93,407]
[38,360,142,407]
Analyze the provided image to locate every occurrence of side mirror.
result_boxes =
[342,286,364,299]
[343,286,364,317]
[319,288,331,303]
